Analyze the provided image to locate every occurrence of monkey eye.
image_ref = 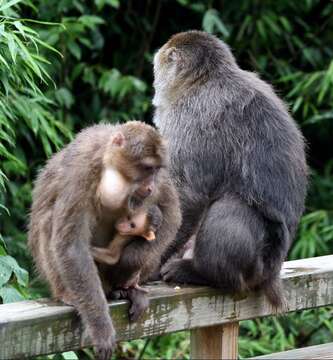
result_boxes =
[130,222,136,229]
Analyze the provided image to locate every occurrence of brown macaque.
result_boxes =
[92,205,163,266]
[28,121,181,360]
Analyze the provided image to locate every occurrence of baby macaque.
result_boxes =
[92,205,163,266]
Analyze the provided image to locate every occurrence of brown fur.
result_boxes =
[91,204,163,265]
[96,170,181,290]
[28,121,181,360]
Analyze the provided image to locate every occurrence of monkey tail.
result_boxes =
[256,204,290,313]
[262,277,287,313]
[261,218,289,314]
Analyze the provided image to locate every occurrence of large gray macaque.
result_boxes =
[28,121,181,360]
[153,30,308,308]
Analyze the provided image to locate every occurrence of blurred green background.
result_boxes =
[0,0,332,358]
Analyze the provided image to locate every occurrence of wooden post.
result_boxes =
[190,322,239,359]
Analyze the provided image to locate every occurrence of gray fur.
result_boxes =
[153,31,308,307]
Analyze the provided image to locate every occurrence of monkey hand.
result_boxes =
[128,288,149,322]
[110,288,149,322]
[87,318,116,360]
[133,283,148,293]
[161,259,192,284]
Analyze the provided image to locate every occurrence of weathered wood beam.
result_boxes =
[252,342,333,359]
[0,255,333,359]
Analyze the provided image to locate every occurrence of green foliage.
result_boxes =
[239,307,333,358]
[112,334,190,360]
[291,210,333,259]
[0,0,71,303]
[0,241,28,303]
[0,0,332,358]
[33,0,151,126]
[0,0,75,329]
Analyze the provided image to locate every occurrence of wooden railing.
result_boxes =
[1,255,333,359]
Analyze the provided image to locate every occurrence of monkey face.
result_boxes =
[115,212,155,241]
[99,122,167,210]
[105,122,166,190]
[131,164,159,198]
[98,160,160,211]
[119,158,161,207]
[115,215,143,236]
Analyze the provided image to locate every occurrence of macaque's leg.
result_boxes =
[161,195,264,292]
[52,203,116,360]
[39,217,70,303]
[161,202,204,264]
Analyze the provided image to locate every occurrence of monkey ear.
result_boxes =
[111,132,125,147]
[166,47,180,62]
[143,230,155,241]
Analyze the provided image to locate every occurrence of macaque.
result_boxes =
[28,121,181,360]
[91,205,163,323]
[153,31,308,309]
[95,174,180,322]
[92,204,163,266]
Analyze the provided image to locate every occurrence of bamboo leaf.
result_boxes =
[12,34,43,80]
[0,0,22,12]
[0,53,9,68]
[6,32,17,63]
[32,36,63,57]
[13,20,26,37]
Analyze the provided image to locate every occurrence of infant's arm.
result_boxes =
[92,234,131,265]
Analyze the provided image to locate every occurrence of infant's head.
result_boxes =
[115,205,163,241]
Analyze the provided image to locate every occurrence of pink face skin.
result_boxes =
[134,175,155,199]
[115,211,147,236]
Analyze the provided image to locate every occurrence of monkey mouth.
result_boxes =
[134,186,154,199]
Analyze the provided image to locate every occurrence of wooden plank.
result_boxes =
[0,255,333,359]
[190,322,239,359]
[252,342,333,359]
